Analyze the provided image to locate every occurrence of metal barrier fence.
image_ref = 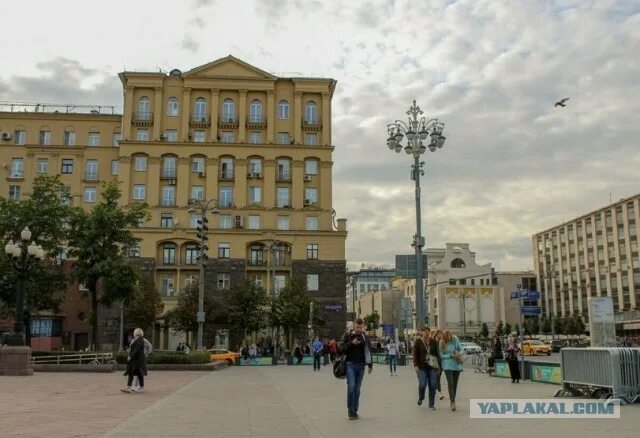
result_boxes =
[557,348,640,404]
[31,352,115,365]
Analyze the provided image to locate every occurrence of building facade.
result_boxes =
[355,288,403,339]
[493,271,537,327]
[532,193,640,332]
[346,267,396,313]
[0,56,348,349]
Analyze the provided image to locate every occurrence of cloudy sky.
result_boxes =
[1,0,638,271]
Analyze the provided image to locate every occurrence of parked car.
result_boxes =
[208,348,240,365]
[550,340,565,353]
[522,340,552,356]
[460,342,482,354]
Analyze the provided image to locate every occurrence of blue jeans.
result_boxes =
[418,366,438,407]
[388,355,397,373]
[313,353,321,370]
[346,362,366,414]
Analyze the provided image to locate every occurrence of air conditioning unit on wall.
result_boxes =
[235,215,243,228]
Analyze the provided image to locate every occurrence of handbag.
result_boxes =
[333,354,347,379]
[428,354,440,369]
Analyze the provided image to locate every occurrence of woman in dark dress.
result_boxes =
[505,334,520,383]
[488,335,503,370]
[121,328,148,393]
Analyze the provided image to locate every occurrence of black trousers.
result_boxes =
[507,359,521,381]
[127,369,144,387]
[444,370,461,403]
[313,353,321,369]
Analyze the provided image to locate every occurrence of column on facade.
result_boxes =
[123,86,134,140]
[602,210,614,301]
[319,161,333,211]
[623,202,636,309]
[632,199,640,308]
[176,157,190,206]
[181,88,191,141]
[210,88,219,142]
[579,218,590,314]
[549,232,558,316]
[293,91,302,144]
[565,225,575,315]
[611,207,624,311]
[153,86,163,141]
[266,90,275,144]
[539,235,549,318]
[263,159,275,209]
[205,158,219,206]
[148,157,161,206]
[234,159,247,207]
[159,325,166,350]
[118,157,131,205]
[321,92,331,145]
[291,160,304,209]
[591,215,603,297]
[25,152,35,193]
[238,89,247,143]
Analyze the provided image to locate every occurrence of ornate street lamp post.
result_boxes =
[4,226,45,347]
[386,101,446,328]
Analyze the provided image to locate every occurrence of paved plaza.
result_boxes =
[1,364,639,438]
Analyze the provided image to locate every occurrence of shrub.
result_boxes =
[114,351,210,365]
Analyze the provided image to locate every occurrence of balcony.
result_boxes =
[247,259,267,267]
[302,117,322,131]
[218,114,239,129]
[218,200,234,208]
[132,112,153,126]
[219,171,234,181]
[83,172,99,182]
[246,115,267,129]
[190,113,210,127]
[161,170,177,179]
[276,172,291,182]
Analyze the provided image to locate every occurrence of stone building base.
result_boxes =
[0,346,34,376]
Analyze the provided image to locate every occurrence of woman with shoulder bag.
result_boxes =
[439,330,463,411]
[121,328,148,394]
[412,326,439,410]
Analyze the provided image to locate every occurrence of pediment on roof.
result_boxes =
[183,56,276,79]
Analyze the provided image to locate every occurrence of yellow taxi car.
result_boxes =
[208,348,240,365]
[522,340,552,356]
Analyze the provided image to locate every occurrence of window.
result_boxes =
[112,132,122,147]
[220,158,234,179]
[191,185,204,201]
[304,133,317,145]
[193,130,205,143]
[248,131,262,144]
[63,131,76,146]
[306,216,318,230]
[248,215,260,229]
[185,245,199,265]
[164,130,178,142]
[278,132,290,144]
[305,160,318,175]
[134,156,147,171]
[111,160,119,175]
[162,243,176,265]
[451,258,466,268]
[133,184,146,200]
[137,97,151,119]
[219,186,233,207]
[162,186,175,206]
[217,273,230,290]
[10,158,23,177]
[274,275,286,294]
[249,246,264,265]
[30,319,62,338]
[304,188,318,204]
[61,159,73,174]
[305,101,317,123]
[221,131,234,143]
[85,160,98,180]
[88,132,100,146]
[161,213,173,228]
[189,213,202,229]
[14,130,26,145]
[36,159,49,174]
[277,159,290,180]
[194,98,207,121]
[218,242,230,258]
[191,157,205,173]
[162,156,176,178]
[248,186,261,204]
[277,188,290,208]
[219,214,232,229]
[84,187,97,203]
[249,158,262,174]
[249,99,262,122]
[128,242,141,257]
[222,99,235,122]
[167,97,179,116]
[253,274,264,287]
[278,100,289,119]
[160,277,175,296]
[39,131,51,145]
[8,185,21,201]
[307,274,319,291]
[307,244,319,260]
[136,129,149,141]
[277,215,289,230]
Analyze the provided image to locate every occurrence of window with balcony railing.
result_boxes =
[162,243,176,265]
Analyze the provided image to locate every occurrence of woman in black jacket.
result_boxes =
[488,335,503,370]
[121,328,148,393]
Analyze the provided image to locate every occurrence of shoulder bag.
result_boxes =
[421,338,440,369]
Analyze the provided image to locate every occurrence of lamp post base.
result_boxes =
[0,346,34,376]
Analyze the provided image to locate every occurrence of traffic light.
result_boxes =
[196,217,209,241]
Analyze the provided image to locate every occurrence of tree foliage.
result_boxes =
[480,322,489,338]
[163,281,218,335]
[364,312,380,332]
[67,181,148,349]
[125,274,164,333]
[504,323,512,335]
[541,317,552,335]
[554,317,564,335]
[270,279,312,346]
[495,320,504,336]
[224,281,268,336]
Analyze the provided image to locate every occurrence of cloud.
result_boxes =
[181,35,200,53]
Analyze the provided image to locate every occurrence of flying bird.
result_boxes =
[554,98,569,107]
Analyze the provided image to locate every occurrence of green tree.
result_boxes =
[541,317,552,335]
[504,323,512,335]
[67,181,148,350]
[164,281,218,335]
[495,320,504,336]
[224,281,268,336]
[271,279,313,347]
[480,322,489,338]
[125,274,164,334]
[565,317,577,338]
[574,315,586,336]
[0,176,73,316]
[514,323,521,337]
[530,317,540,336]
[363,312,380,332]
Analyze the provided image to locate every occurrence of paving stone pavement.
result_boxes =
[104,364,640,438]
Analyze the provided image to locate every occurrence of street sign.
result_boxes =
[521,306,541,315]
[196,311,206,322]
[382,324,395,337]
[510,289,541,300]
[324,303,343,312]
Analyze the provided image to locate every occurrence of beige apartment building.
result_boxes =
[0,56,348,349]
[533,193,640,332]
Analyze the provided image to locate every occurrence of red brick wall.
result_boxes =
[31,337,62,351]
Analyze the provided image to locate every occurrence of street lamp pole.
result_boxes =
[4,227,45,346]
[386,100,446,328]
[188,198,219,351]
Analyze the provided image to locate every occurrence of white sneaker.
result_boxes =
[131,387,143,393]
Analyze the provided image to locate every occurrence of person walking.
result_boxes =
[506,334,521,383]
[121,328,148,394]
[329,338,338,363]
[488,334,503,371]
[131,337,152,392]
[413,327,439,409]
[294,343,304,364]
[342,317,373,420]
[386,338,399,376]
[312,337,324,371]
[432,329,445,400]
[439,330,463,411]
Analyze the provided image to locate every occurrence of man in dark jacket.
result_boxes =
[342,318,373,420]
[413,326,439,409]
